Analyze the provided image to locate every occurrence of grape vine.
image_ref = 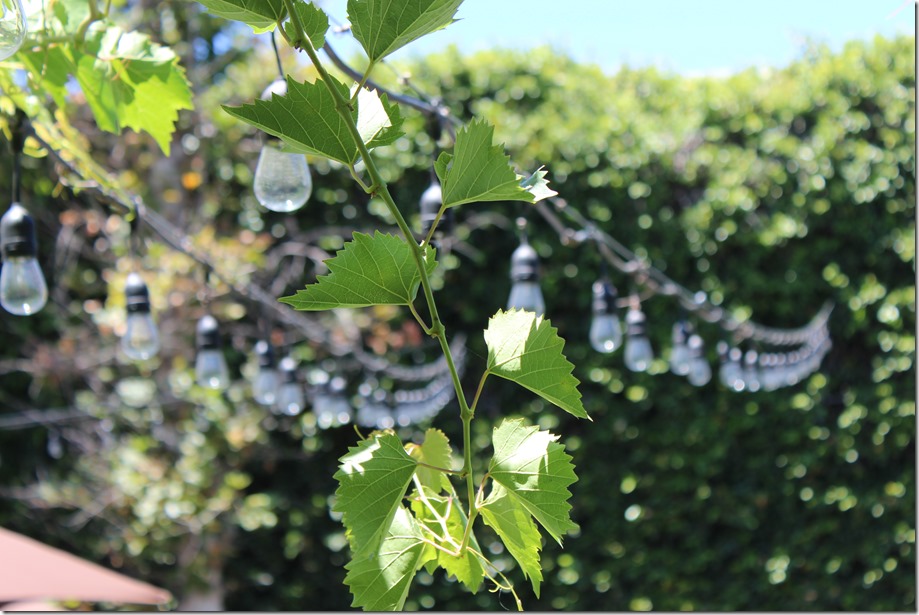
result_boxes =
[195,0,590,609]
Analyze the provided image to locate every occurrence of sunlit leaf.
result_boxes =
[479,482,543,598]
[435,119,537,208]
[197,0,285,33]
[348,0,463,62]
[484,309,588,419]
[280,232,436,310]
[488,418,579,544]
[344,506,425,611]
[283,0,329,48]
[21,24,193,154]
[223,75,403,165]
[410,485,484,593]
[333,431,418,557]
[407,428,455,493]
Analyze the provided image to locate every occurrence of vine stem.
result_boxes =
[280,0,478,528]
[422,204,447,247]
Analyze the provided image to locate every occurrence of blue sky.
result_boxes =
[317,0,914,75]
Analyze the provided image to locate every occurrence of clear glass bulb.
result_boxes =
[624,335,653,372]
[253,368,280,406]
[195,348,230,390]
[0,0,27,62]
[253,142,312,212]
[121,312,160,360]
[507,281,545,315]
[718,362,742,391]
[0,255,48,315]
[590,313,622,353]
[669,342,692,376]
[276,382,305,416]
[687,357,712,386]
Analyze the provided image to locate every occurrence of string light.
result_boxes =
[121,272,160,360]
[624,304,654,372]
[507,220,545,315]
[276,356,305,416]
[0,0,26,61]
[253,78,313,213]
[589,278,622,353]
[668,319,693,376]
[0,204,47,315]
[195,314,230,390]
[252,340,279,406]
[686,333,712,386]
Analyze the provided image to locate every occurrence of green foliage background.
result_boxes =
[0,10,913,611]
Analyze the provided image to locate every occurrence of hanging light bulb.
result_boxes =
[668,319,693,376]
[507,239,545,315]
[624,306,654,372]
[0,203,48,315]
[589,278,622,353]
[686,334,711,386]
[276,356,305,416]
[419,178,454,236]
[0,0,26,61]
[195,315,230,390]
[742,349,761,392]
[252,340,279,406]
[121,272,160,360]
[717,342,745,391]
[253,79,312,213]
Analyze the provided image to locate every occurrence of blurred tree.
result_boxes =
[0,0,913,609]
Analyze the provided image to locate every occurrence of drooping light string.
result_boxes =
[534,198,834,346]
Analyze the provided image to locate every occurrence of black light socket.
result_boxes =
[671,320,692,345]
[510,242,539,283]
[591,279,618,315]
[255,340,275,368]
[625,307,647,337]
[124,273,152,314]
[1,203,38,258]
[196,315,222,350]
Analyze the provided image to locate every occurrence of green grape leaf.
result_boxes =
[223,75,403,165]
[20,24,193,155]
[333,431,418,557]
[410,486,484,593]
[484,309,589,420]
[344,506,425,611]
[280,232,436,311]
[479,482,544,598]
[519,166,558,202]
[407,428,455,493]
[347,0,463,62]
[283,0,329,49]
[197,0,285,33]
[435,119,537,208]
[20,45,73,108]
[488,418,579,545]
